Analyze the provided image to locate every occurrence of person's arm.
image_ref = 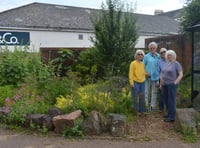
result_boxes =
[129,62,134,87]
[174,71,183,85]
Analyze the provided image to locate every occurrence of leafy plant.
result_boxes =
[0,49,29,86]
[182,125,198,143]
[63,119,84,137]
[50,48,74,76]
[91,0,138,77]
[0,85,16,106]
[180,0,200,33]
[177,72,191,108]
[72,47,101,85]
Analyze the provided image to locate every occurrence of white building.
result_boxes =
[0,2,180,52]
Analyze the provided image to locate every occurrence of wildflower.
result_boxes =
[4,106,10,114]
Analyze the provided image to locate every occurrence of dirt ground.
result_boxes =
[126,112,181,141]
[0,112,200,148]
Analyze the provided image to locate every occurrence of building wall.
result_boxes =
[0,29,154,51]
[135,35,155,49]
[0,29,94,52]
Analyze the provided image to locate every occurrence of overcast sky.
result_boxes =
[1,0,186,15]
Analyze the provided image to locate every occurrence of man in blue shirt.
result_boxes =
[143,42,160,112]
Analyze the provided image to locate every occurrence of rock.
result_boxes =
[48,107,63,118]
[25,114,45,128]
[176,108,198,133]
[43,114,54,131]
[53,110,82,134]
[81,110,102,135]
[108,113,126,137]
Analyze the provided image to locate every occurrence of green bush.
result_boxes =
[0,49,28,86]
[177,73,191,108]
[54,77,132,115]
[0,85,16,106]
[72,47,102,85]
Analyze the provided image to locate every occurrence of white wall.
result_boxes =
[0,29,94,52]
[135,35,155,49]
[30,30,94,51]
[0,29,155,51]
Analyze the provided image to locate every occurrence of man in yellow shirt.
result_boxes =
[129,50,146,115]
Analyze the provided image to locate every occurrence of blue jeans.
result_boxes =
[158,88,165,111]
[131,81,145,113]
[162,83,177,120]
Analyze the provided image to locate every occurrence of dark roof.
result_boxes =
[0,2,180,35]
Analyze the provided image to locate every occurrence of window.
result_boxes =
[78,34,83,40]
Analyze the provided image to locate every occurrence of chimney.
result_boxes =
[154,9,164,15]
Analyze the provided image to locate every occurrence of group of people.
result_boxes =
[129,41,183,122]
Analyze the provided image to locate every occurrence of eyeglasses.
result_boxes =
[137,54,143,56]
[160,51,166,54]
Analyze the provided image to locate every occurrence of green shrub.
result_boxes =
[0,49,28,86]
[63,119,84,137]
[177,73,191,108]
[54,77,132,115]
[182,125,198,143]
[72,47,102,84]
[0,85,16,106]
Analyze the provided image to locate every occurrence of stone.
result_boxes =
[25,114,45,128]
[81,110,102,135]
[47,107,63,118]
[52,110,82,134]
[176,108,198,133]
[43,114,54,131]
[108,113,126,137]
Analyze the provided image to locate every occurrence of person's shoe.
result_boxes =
[163,118,175,122]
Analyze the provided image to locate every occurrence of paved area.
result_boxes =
[0,127,200,148]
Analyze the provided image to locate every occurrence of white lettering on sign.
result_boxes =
[0,32,19,45]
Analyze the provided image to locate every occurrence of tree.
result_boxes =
[180,0,200,33]
[91,0,138,77]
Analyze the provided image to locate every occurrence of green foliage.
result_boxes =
[180,0,200,33]
[177,73,191,108]
[50,48,74,76]
[182,125,198,143]
[26,53,54,82]
[105,76,132,114]
[72,47,102,84]
[2,98,50,126]
[54,77,132,116]
[30,122,48,135]
[40,75,80,105]
[63,119,84,137]
[0,47,55,86]
[91,0,137,77]
[0,49,29,86]
[0,85,16,106]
